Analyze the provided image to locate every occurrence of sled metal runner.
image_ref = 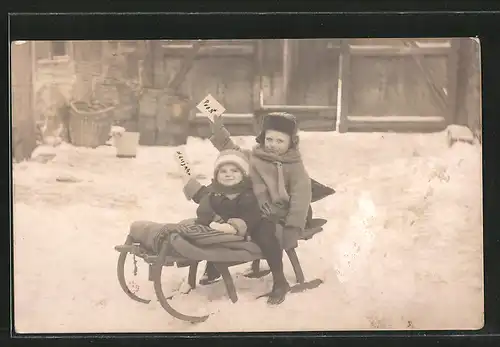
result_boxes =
[115,236,210,323]
[115,218,327,324]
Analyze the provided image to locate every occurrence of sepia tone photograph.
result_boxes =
[11,38,483,333]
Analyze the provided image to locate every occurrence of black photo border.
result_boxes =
[4,2,500,346]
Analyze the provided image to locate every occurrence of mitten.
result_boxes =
[282,226,301,250]
[209,114,224,133]
[209,222,238,234]
[260,201,273,216]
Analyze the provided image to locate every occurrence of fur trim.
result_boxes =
[256,112,299,148]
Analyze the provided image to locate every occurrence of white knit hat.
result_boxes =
[213,149,250,177]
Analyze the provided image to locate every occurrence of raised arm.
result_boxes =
[183,177,211,203]
[209,115,242,152]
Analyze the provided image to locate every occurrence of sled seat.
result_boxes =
[117,218,327,267]
[115,218,326,274]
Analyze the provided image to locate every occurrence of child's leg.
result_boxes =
[199,261,221,285]
[251,219,290,304]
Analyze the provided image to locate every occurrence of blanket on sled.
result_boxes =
[128,219,263,263]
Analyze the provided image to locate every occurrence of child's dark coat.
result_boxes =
[196,187,263,238]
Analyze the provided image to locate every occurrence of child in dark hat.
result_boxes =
[196,149,288,304]
[251,112,312,238]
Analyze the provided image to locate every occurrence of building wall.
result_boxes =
[12,41,36,161]
[33,41,145,142]
[261,39,340,107]
[22,39,472,148]
[455,38,481,141]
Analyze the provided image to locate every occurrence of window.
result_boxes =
[35,41,71,62]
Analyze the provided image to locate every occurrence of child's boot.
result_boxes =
[199,262,221,285]
[267,275,290,305]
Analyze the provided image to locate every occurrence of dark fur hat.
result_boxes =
[255,112,299,147]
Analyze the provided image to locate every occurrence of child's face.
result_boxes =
[216,163,244,187]
[264,129,291,155]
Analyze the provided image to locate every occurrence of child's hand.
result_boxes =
[283,226,301,249]
[180,173,192,186]
[209,222,237,234]
[260,201,273,216]
[283,226,302,241]
[209,114,224,132]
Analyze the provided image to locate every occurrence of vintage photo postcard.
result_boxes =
[11,38,483,333]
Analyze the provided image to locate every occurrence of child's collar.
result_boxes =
[211,177,252,195]
[251,145,302,163]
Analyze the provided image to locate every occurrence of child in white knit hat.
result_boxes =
[194,149,288,304]
[195,149,258,237]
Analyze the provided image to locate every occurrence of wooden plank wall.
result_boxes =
[455,38,481,141]
[149,39,343,140]
[155,41,256,114]
[260,39,285,105]
[187,54,256,138]
[288,39,339,107]
[153,40,257,139]
[260,39,340,132]
[12,42,37,161]
[348,40,449,120]
[72,41,103,102]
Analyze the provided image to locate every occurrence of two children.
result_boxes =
[197,149,290,305]
[184,111,313,305]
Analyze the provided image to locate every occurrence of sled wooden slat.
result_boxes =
[188,262,198,289]
[214,263,238,303]
[286,248,305,284]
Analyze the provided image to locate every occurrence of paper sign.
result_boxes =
[174,148,192,177]
[196,94,226,122]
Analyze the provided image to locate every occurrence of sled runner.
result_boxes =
[114,217,327,324]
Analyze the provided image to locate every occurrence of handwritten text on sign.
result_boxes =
[196,94,226,122]
[175,149,192,176]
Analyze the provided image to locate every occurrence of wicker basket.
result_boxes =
[69,101,115,148]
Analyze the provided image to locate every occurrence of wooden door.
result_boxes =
[337,38,459,132]
[156,40,258,137]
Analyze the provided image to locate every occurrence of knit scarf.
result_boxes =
[251,145,303,164]
[251,146,303,204]
[211,176,252,195]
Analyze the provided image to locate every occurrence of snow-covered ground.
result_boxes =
[12,131,483,333]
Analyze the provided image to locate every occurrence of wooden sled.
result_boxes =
[114,218,327,324]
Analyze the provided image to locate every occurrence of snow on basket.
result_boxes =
[69,101,115,148]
